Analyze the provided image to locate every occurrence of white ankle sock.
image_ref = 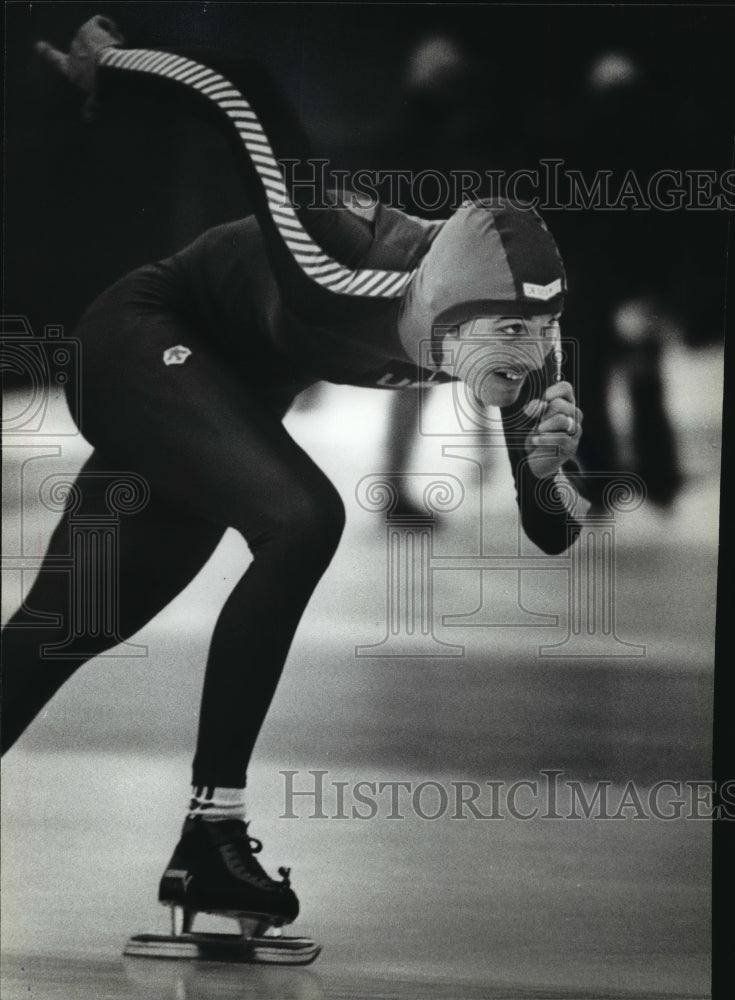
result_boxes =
[188,785,246,821]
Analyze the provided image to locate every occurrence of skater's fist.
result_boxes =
[35,15,124,94]
[523,380,583,479]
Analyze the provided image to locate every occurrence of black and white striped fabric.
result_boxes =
[99,47,417,299]
[188,785,246,821]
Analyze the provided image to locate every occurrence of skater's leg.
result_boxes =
[100,376,345,930]
[148,396,346,789]
[58,279,344,928]
[1,450,224,754]
[77,315,345,787]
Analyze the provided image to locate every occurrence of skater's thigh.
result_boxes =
[74,305,338,537]
[129,378,339,540]
[20,450,226,625]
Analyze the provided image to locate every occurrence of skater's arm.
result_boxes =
[35,17,424,322]
[501,360,592,554]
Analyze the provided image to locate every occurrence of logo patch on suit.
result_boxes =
[163,345,192,366]
[522,279,562,301]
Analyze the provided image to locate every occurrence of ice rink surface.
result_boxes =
[1,343,721,999]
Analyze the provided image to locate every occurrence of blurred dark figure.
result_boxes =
[548,52,682,509]
[399,34,476,173]
[387,34,516,206]
[612,299,682,507]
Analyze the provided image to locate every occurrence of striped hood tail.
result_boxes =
[397,200,567,366]
[96,46,423,320]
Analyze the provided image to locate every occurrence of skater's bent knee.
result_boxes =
[245,480,345,562]
[281,482,346,556]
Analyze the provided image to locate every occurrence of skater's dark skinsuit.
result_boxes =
[2,16,588,928]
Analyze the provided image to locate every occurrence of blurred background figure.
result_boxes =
[544,51,683,509]
[400,34,474,178]
[609,299,682,507]
[388,33,507,206]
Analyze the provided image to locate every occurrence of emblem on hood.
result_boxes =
[522,279,562,301]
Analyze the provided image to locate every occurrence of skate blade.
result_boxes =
[124,932,321,966]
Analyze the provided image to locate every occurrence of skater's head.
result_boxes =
[398,199,566,405]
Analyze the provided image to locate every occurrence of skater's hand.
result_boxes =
[35,15,124,119]
[523,381,583,479]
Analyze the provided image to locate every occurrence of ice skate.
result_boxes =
[124,819,321,964]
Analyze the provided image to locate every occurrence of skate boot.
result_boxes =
[124,819,321,964]
[158,817,299,923]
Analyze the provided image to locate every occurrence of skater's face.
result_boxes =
[441,313,560,407]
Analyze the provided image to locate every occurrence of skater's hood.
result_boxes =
[397,200,567,366]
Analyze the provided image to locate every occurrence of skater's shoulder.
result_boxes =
[198,215,263,246]
[172,215,264,262]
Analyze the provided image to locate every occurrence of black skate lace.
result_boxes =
[221,823,292,890]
